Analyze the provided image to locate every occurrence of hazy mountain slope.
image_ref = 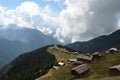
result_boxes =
[0,46,56,80]
[0,24,59,68]
[0,37,29,68]
[0,24,59,50]
[67,30,120,53]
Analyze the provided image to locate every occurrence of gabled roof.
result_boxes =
[71,64,90,74]
[74,61,83,64]
[110,65,120,71]
[92,51,104,56]
[58,62,64,66]
[77,55,92,61]
[109,47,117,51]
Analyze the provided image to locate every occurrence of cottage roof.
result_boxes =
[69,59,77,62]
[71,64,90,74]
[58,62,64,66]
[92,52,103,56]
[74,61,83,64]
[53,66,59,70]
[110,65,120,71]
[77,55,92,61]
[109,47,117,51]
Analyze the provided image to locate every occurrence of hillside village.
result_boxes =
[36,45,120,80]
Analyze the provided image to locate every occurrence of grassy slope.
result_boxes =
[83,52,120,80]
[48,46,83,61]
[36,47,120,80]
[36,46,82,80]
[37,63,76,80]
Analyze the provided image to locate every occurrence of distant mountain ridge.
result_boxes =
[0,24,59,49]
[0,24,59,68]
[66,30,120,53]
[0,37,29,68]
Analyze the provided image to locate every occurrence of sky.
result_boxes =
[0,0,120,43]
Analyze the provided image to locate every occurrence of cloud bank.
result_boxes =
[0,1,56,35]
[55,0,120,43]
[0,0,120,43]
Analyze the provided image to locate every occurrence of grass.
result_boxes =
[83,52,120,80]
[36,47,120,80]
[37,63,76,80]
[36,46,83,80]
[47,46,83,61]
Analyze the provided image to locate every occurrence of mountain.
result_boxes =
[0,46,56,80]
[0,24,59,68]
[66,30,120,53]
[0,37,29,68]
[0,24,59,50]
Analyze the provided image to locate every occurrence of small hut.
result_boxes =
[109,47,118,53]
[109,65,120,76]
[92,51,104,60]
[58,62,65,66]
[71,64,90,78]
[77,55,92,63]
[69,59,77,62]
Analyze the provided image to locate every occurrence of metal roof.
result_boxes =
[71,64,90,74]
[77,55,92,61]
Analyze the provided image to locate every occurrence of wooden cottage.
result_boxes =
[73,61,83,67]
[58,62,65,66]
[92,52,104,60]
[109,47,118,53]
[77,55,92,63]
[69,59,77,62]
[109,65,120,76]
[71,64,90,78]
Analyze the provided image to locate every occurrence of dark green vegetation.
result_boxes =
[0,46,56,80]
[67,30,120,53]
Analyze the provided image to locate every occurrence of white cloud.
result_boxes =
[16,1,40,17]
[0,1,57,35]
[117,20,120,28]
[55,0,90,42]
[55,0,120,43]
[1,0,120,43]
[38,27,53,35]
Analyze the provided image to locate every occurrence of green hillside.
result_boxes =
[0,46,56,80]
[1,45,120,80]
[84,52,120,80]
[0,45,81,80]
[47,45,83,61]
[36,51,120,80]
[36,45,83,80]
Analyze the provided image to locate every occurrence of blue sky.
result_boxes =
[0,0,65,13]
